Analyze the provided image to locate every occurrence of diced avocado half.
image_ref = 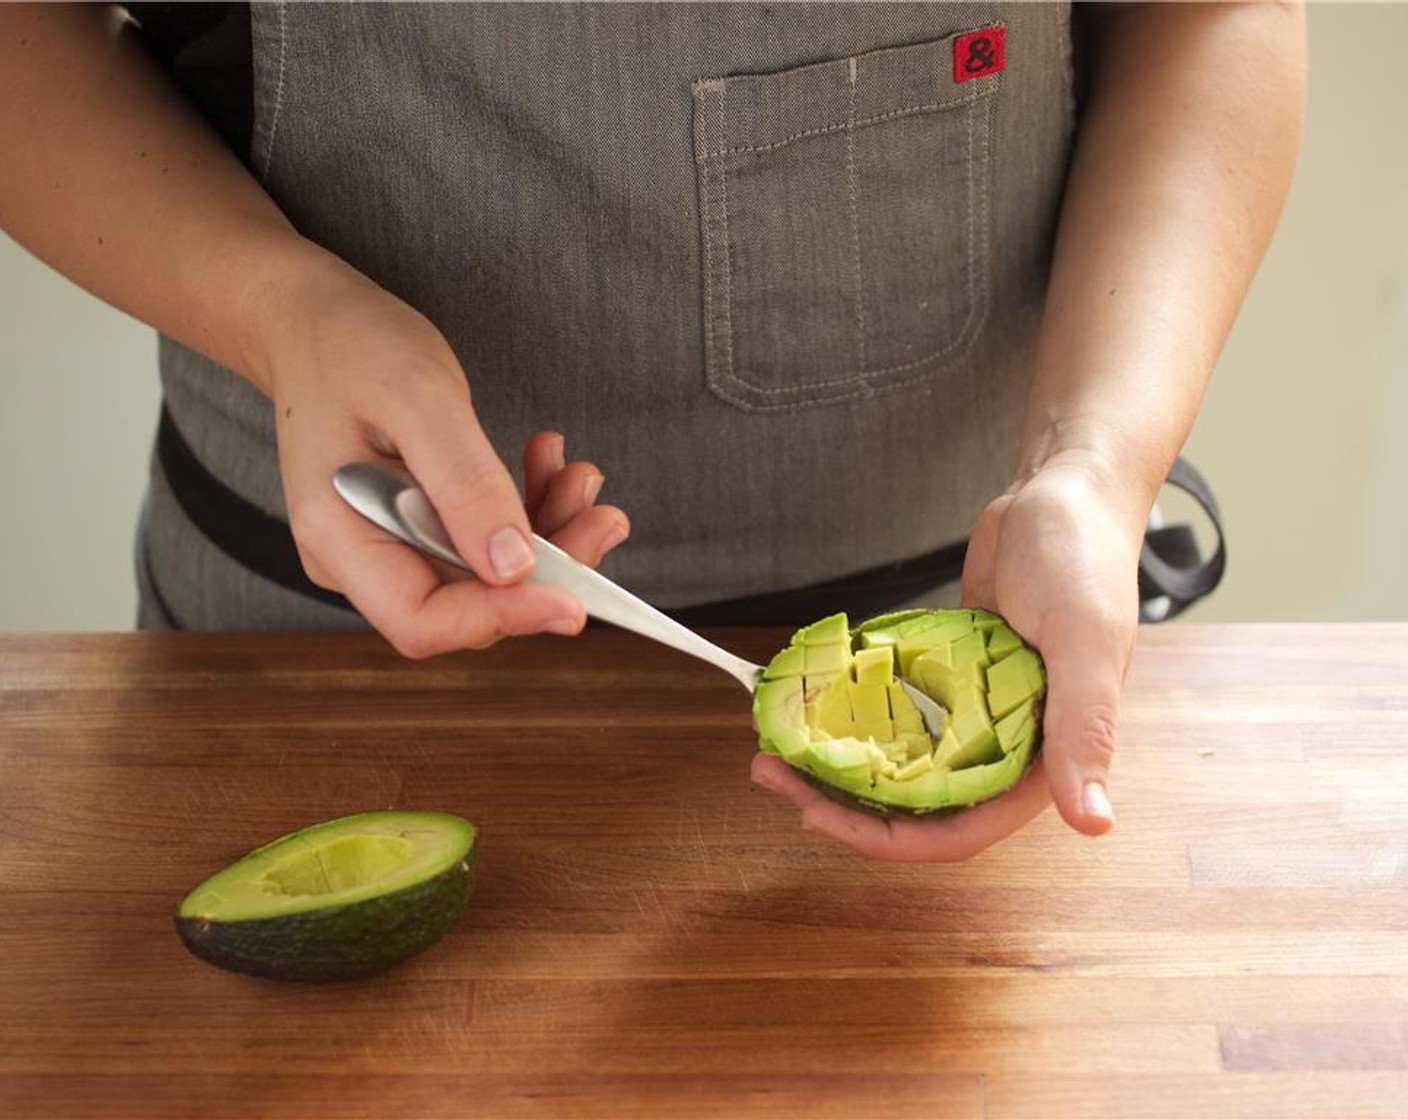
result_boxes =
[175,810,477,982]
[755,609,1045,815]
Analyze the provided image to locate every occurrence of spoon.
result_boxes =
[332,463,946,737]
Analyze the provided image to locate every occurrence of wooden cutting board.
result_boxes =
[2,624,1408,1119]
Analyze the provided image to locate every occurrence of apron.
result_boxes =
[138,2,1075,630]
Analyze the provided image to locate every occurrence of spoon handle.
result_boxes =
[333,464,763,693]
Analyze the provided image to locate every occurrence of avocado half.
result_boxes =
[754,609,1045,815]
[175,810,477,982]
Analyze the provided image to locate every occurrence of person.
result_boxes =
[0,3,1306,861]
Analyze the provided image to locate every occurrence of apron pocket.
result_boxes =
[692,30,1000,413]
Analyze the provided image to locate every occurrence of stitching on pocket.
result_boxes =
[964,73,977,367]
[698,87,717,391]
[696,42,997,413]
[258,0,289,184]
[717,85,737,389]
[697,82,734,397]
[699,90,994,160]
[711,88,989,400]
[845,56,867,376]
[698,81,720,394]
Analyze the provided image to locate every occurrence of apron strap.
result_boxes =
[1138,456,1227,621]
[158,405,1226,628]
[157,406,356,612]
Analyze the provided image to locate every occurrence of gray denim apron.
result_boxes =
[138,2,1075,630]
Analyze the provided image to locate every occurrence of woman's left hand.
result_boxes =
[750,456,1141,861]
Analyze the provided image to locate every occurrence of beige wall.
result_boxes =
[1182,3,1408,622]
[0,247,159,630]
[1,4,1405,630]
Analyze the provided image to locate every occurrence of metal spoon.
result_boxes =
[332,463,946,736]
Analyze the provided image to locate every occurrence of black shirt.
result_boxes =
[126,2,254,163]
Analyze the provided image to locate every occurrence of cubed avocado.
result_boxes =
[799,614,850,646]
[871,766,951,810]
[803,675,833,701]
[806,737,879,788]
[949,630,992,680]
[888,680,927,736]
[890,639,930,676]
[896,731,933,760]
[753,676,804,713]
[803,642,848,676]
[895,748,936,779]
[986,648,1046,721]
[894,614,972,644]
[762,722,812,764]
[970,609,1005,634]
[852,645,896,687]
[811,678,854,738]
[755,609,1045,816]
[994,697,1036,754]
[911,646,958,710]
[847,677,891,724]
[852,610,929,641]
[852,718,896,746]
[946,754,1021,807]
[764,644,806,680]
[985,624,1024,661]
[937,686,1002,770]
[858,629,900,651]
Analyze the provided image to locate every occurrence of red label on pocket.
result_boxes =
[954,26,1006,83]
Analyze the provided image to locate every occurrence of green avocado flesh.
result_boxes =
[754,610,1045,815]
[175,810,477,982]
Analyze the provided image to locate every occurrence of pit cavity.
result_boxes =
[259,834,414,897]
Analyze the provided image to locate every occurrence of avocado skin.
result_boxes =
[174,850,477,983]
[796,770,960,818]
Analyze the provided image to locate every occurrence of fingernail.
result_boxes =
[601,523,629,552]
[550,434,566,469]
[488,527,534,579]
[751,769,781,793]
[544,616,582,637]
[1082,780,1114,823]
[582,473,605,506]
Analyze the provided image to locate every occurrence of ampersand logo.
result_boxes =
[954,25,1006,83]
[965,37,996,72]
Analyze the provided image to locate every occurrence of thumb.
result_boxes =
[960,493,1011,610]
[1038,613,1130,836]
[396,390,537,587]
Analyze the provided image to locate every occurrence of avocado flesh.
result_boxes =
[175,810,476,982]
[754,610,1045,815]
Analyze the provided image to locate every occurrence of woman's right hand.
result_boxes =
[265,252,630,657]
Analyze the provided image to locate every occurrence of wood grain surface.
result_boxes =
[2,625,1407,1119]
